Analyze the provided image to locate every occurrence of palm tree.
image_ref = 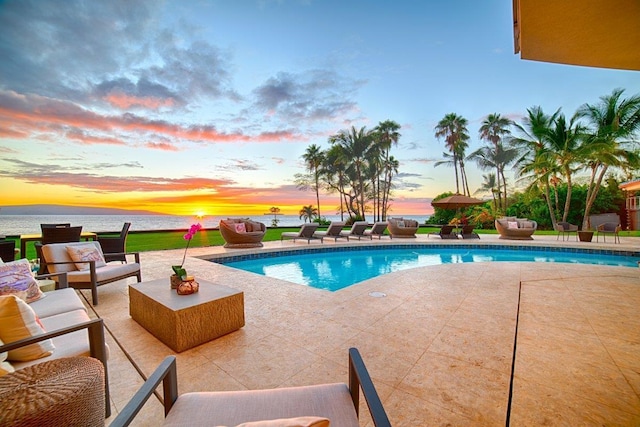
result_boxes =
[576,88,640,230]
[374,120,401,220]
[298,205,317,223]
[475,173,499,211]
[479,114,513,211]
[302,144,324,219]
[434,113,470,195]
[510,106,562,226]
[330,126,373,220]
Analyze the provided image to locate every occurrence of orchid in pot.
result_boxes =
[172,223,202,280]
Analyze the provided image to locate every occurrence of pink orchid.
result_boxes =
[173,223,202,278]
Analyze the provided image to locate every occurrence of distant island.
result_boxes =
[0,204,163,216]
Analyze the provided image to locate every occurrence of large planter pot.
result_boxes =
[578,231,594,242]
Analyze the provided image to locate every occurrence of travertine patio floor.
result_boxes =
[87,233,640,426]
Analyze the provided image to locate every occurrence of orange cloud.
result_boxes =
[104,92,176,110]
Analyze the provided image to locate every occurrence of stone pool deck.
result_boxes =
[89,232,640,426]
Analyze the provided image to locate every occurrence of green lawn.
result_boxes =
[8,226,639,260]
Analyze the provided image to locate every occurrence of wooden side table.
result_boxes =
[129,278,245,352]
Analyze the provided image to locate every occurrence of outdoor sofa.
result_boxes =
[219,218,266,248]
[495,217,537,240]
[0,270,110,417]
[387,218,419,238]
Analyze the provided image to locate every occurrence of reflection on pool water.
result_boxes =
[218,246,639,292]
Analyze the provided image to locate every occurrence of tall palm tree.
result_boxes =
[576,88,640,230]
[510,106,561,226]
[469,143,518,213]
[540,113,586,222]
[302,144,324,219]
[330,126,373,220]
[479,113,513,211]
[374,120,401,220]
[298,205,317,223]
[434,113,470,195]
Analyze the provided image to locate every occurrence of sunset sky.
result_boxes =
[0,1,637,217]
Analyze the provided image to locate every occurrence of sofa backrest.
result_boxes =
[42,241,104,274]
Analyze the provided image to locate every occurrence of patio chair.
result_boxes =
[458,225,480,239]
[0,240,16,262]
[97,222,131,262]
[555,221,578,241]
[596,222,621,243]
[281,223,320,243]
[339,221,370,240]
[36,226,83,274]
[363,222,389,239]
[41,241,141,305]
[428,225,457,239]
[109,347,391,427]
[313,221,347,242]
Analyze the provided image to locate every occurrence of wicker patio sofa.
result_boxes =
[387,218,419,238]
[219,218,266,248]
[495,217,537,240]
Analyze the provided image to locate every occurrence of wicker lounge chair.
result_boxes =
[314,221,347,242]
[97,222,131,262]
[458,225,480,239]
[109,348,391,427]
[219,219,266,248]
[428,225,457,239]
[495,217,537,240]
[281,223,320,243]
[363,222,389,239]
[387,218,419,238]
[339,221,370,240]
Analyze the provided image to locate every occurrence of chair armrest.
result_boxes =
[0,318,107,362]
[348,347,391,427]
[35,271,68,289]
[109,356,178,427]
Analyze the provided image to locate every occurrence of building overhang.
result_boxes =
[513,0,640,71]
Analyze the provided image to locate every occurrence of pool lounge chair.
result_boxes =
[339,221,370,240]
[458,225,480,239]
[314,221,347,242]
[428,225,457,239]
[363,222,389,239]
[281,223,320,243]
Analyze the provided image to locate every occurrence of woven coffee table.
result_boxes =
[0,357,105,427]
[129,278,245,352]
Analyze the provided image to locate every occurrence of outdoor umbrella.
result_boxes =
[430,194,485,210]
[431,194,486,232]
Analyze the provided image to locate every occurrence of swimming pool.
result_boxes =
[215,245,639,292]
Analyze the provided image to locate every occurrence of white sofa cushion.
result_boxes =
[29,288,87,318]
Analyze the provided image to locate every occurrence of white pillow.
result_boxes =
[65,244,107,271]
[507,221,519,229]
[0,258,44,303]
[235,223,247,233]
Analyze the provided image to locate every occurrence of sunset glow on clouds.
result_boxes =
[0,1,636,218]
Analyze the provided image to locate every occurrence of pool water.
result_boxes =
[220,247,639,292]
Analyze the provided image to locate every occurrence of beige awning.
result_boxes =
[513,0,640,71]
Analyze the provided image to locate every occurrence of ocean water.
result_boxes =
[0,214,431,235]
